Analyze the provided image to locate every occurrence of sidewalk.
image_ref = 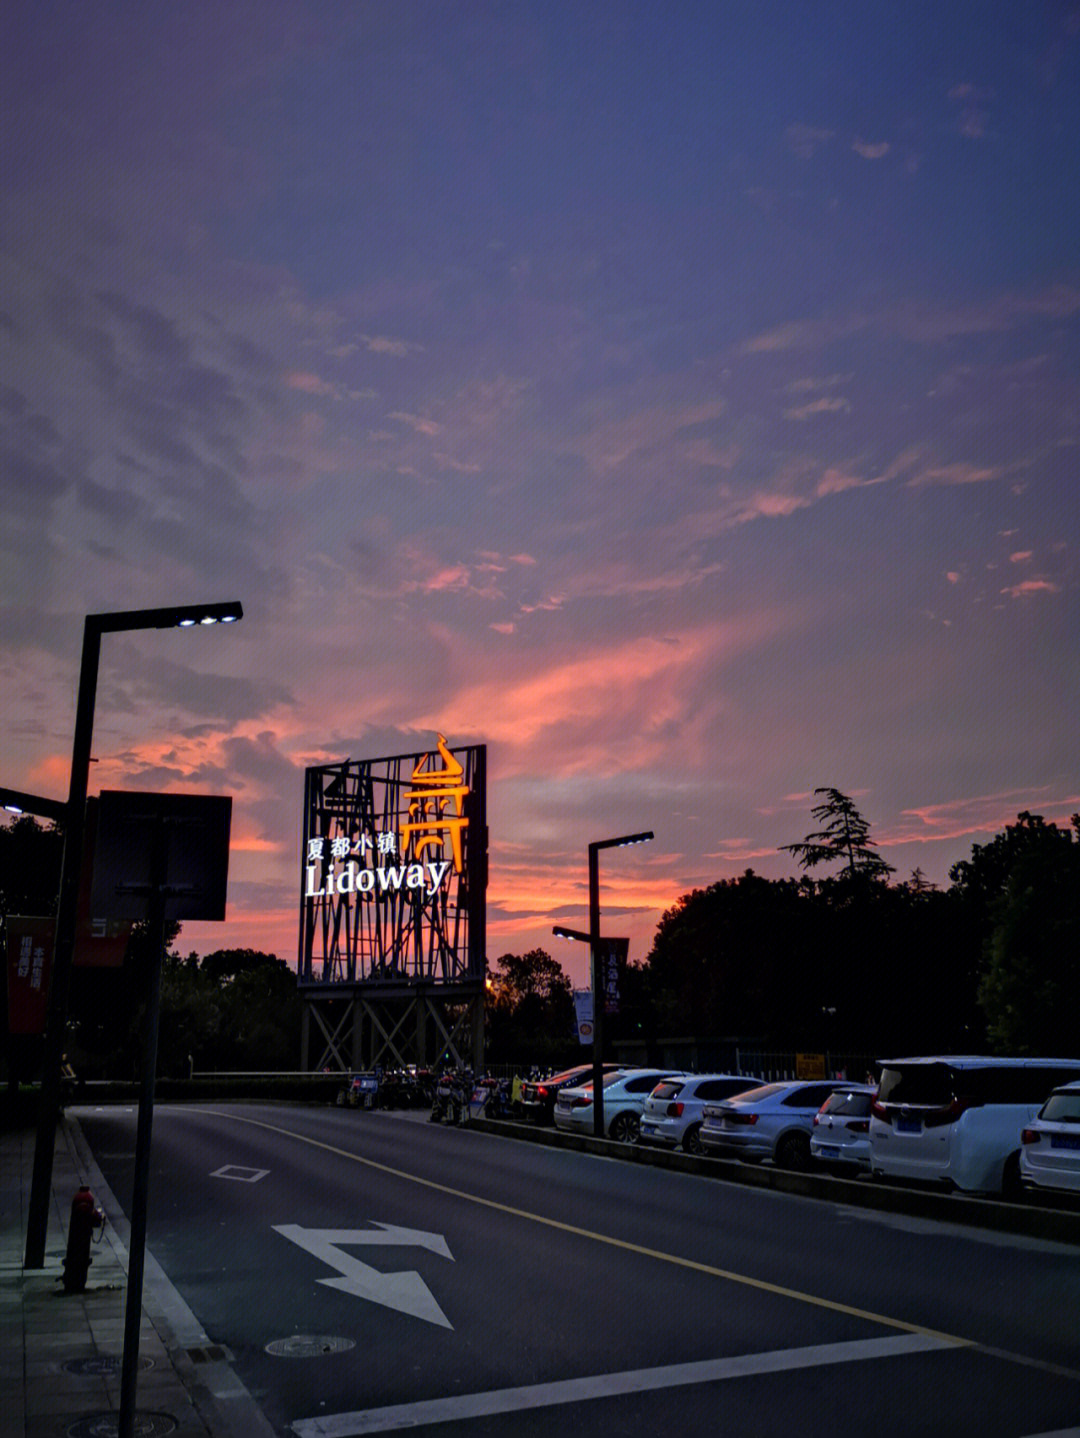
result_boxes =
[1,1115,261,1438]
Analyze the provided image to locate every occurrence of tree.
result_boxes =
[0,814,63,922]
[781,788,895,883]
[156,949,302,1075]
[485,949,574,1065]
[966,815,1080,1054]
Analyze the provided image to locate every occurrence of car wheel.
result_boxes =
[775,1132,811,1171]
[610,1111,639,1143]
[1001,1151,1024,1202]
[682,1124,705,1155]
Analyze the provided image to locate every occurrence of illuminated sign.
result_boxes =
[299,736,486,987]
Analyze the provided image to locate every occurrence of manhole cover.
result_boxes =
[67,1414,176,1438]
[265,1335,356,1358]
[63,1357,154,1376]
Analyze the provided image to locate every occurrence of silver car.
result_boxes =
[639,1074,762,1154]
[700,1079,845,1170]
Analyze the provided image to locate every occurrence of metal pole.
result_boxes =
[25,618,101,1268]
[589,842,604,1138]
[118,827,169,1438]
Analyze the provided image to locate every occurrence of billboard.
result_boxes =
[298,736,486,987]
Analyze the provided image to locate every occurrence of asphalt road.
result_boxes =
[75,1102,1080,1437]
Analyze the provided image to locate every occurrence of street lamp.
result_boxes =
[588,831,653,1138]
[0,787,67,822]
[23,602,243,1269]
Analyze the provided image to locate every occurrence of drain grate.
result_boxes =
[265,1335,356,1358]
[185,1344,229,1364]
[67,1412,176,1437]
[63,1356,154,1376]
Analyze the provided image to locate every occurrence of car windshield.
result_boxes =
[651,1081,683,1101]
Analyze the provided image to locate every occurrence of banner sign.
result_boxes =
[6,916,53,1034]
[573,988,594,1044]
[602,938,628,1016]
[299,736,487,986]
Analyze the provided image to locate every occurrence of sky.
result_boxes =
[2,1,1079,989]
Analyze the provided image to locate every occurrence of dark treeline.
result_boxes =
[632,804,1080,1057]
[3,798,1080,1079]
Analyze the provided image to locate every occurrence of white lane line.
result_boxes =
[1022,1430,1080,1437]
[290,1332,954,1436]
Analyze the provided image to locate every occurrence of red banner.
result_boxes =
[6,916,53,1034]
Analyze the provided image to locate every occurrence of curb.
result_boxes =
[468,1116,1080,1246]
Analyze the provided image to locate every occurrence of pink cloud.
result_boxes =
[1000,578,1060,598]
[1009,550,1034,563]
[852,139,890,159]
[389,411,442,436]
[284,370,339,398]
[784,396,852,421]
[908,462,1000,487]
[886,789,1080,848]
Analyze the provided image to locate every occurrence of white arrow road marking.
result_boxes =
[273,1224,455,1330]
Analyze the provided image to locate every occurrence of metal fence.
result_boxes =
[480,1052,879,1083]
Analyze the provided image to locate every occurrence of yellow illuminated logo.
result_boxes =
[400,734,470,874]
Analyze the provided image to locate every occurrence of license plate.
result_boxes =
[896,1118,922,1134]
[641,1122,656,1135]
[1051,1133,1080,1150]
[817,1144,840,1159]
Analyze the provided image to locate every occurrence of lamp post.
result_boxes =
[587,831,652,1138]
[23,602,242,1269]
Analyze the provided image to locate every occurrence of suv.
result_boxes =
[700,1080,845,1170]
[554,1069,686,1142]
[639,1074,762,1154]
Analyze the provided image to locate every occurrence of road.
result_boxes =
[75,1102,1080,1437]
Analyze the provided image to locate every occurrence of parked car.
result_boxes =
[520,1064,620,1126]
[700,1080,846,1170]
[639,1074,763,1154]
[554,1069,686,1142]
[809,1084,877,1173]
[1020,1080,1080,1198]
[869,1056,1080,1196]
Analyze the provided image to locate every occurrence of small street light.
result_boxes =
[588,831,653,1138]
[23,602,243,1270]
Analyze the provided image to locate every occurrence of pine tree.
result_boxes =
[781,788,894,882]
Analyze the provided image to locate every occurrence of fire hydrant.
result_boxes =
[62,1186,104,1293]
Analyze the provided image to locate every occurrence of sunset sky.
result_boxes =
[3,2,1079,988]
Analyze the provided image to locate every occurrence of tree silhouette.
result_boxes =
[781,788,894,882]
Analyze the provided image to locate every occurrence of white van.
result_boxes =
[870,1056,1080,1196]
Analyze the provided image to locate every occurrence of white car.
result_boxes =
[809,1084,876,1173]
[554,1068,686,1142]
[1020,1080,1080,1197]
[639,1074,762,1154]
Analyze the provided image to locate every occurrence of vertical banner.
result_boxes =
[603,938,628,1015]
[6,917,54,1035]
[573,988,594,1045]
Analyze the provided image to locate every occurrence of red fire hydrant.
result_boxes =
[62,1186,105,1293]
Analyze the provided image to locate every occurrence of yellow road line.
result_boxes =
[188,1107,971,1348]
